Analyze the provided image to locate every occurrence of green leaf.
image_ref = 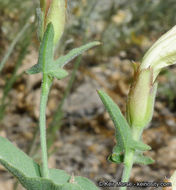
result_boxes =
[75,176,99,190]
[97,90,152,165]
[49,169,70,185]
[27,23,100,81]
[54,41,101,68]
[38,22,54,72]
[129,140,151,151]
[60,183,82,190]
[0,136,99,190]
[0,136,40,178]
[108,145,124,163]
[134,152,154,165]
[27,23,54,75]
[48,68,68,80]
[26,64,42,74]
[97,90,132,154]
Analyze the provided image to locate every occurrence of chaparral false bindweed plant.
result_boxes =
[98,25,176,190]
[0,0,100,190]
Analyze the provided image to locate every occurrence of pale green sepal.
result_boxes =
[129,140,151,151]
[26,64,42,74]
[134,153,154,165]
[144,82,158,128]
[55,41,101,68]
[127,69,155,129]
[48,68,68,80]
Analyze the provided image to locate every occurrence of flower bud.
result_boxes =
[126,68,157,129]
[40,0,66,44]
[140,25,176,81]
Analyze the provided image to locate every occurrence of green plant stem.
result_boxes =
[39,74,52,178]
[47,55,82,149]
[26,0,99,158]
[120,128,142,190]
[120,151,134,190]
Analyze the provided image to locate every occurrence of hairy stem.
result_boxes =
[120,128,142,190]
[39,74,52,178]
[47,56,82,149]
[120,150,134,190]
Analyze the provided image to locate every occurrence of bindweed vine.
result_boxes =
[97,25,176,190]
[0,0,100,190]
[0,0,176,190]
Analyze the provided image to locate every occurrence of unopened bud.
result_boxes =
[40,0,66,44]
[140,25,176,81]
[126,68,157,129]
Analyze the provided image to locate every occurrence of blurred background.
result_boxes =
[0,0,176,189]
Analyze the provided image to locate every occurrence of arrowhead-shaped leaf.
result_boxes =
[27,24,100,82]
[0,136,40,178]
[27,23,54,75]
[0,136,99,190]
[97,90,132,152]
[97,90,153,165]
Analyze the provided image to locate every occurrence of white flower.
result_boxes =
[140,25,176,81]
